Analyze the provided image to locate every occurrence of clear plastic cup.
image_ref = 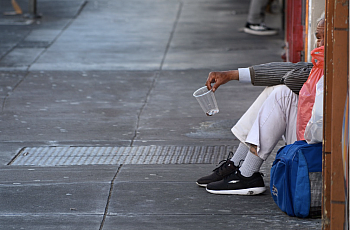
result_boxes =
[193,86,219,116]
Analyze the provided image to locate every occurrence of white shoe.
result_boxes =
[244,23,278,36]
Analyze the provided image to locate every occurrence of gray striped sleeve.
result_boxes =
[282,63,313,94]
[250,62,313,94]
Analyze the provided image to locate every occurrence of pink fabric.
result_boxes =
[296,46,324,140]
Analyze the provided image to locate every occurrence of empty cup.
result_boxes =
[193,86,219,116]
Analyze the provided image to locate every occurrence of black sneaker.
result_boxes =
[196,152,238,187]
[244,22,278,36]
[206,170,266,195]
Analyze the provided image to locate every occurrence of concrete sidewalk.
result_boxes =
[0,0,321,229]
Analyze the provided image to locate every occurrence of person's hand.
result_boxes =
[205,70,238,92]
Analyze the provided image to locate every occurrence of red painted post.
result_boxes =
[284,0,305,63]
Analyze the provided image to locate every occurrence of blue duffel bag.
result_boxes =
[270,140,322,218]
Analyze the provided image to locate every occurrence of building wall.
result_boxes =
[306,0,325,62]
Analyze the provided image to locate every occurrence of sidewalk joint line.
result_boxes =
[159,1,183,71]
[1,1,89,111]
[130,1,183,146]
[1,71,30,113]
[129,71,159,147]
[0,1,87,71]
[7,147,26,165]
[99,164,123,230]
[27,1,88,71]
[0,31,29,63]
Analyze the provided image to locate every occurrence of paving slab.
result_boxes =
[0,165,118,214]
[29,0,180,71]
[0,165,118,229]
[0,69,264,148]
[1,183,108,214]
[0,0,86,70]
[103,214,321,230]
[163,0,284,70]
[133,69,266,146]
[0,165,119,184]
[0,72,26,100]
[103,164,321,229]
[0,71,155,144]
[0,215,103,230]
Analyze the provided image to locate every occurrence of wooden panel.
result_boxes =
[330,202,346,229]
[323,1,334,228]
[323,0,349,229]
[330,17,349,230]
[324,0,334,153]
[322,152,332,227]
[334,0,349,28]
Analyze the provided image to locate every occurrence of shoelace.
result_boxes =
[238,159,244,168]
[212,151,234,172]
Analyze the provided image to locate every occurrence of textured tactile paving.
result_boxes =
[9,145,235,166]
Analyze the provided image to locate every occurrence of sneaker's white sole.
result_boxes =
[206,187,266,195]
[243,28,277,36]
[196,182,207,187]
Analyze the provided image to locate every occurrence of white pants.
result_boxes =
[231,85,299,160]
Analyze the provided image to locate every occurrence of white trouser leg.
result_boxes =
[245,85,299,160]
[231,86,278,146]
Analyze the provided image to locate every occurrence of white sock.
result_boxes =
[230,142,249,166]
[239,151,264,177]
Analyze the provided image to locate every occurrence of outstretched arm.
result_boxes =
[251,62,313,94]
[205,70,239,92]
[206,62,313,94]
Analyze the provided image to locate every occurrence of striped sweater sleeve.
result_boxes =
[250,62,313,94]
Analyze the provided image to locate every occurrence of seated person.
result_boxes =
[196,13,325,195]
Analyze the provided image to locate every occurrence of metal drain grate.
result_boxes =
[9,146,235,166]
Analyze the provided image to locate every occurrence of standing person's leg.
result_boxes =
[196,86,277,187]
[244,0,278,35]
[247,0,270,24]
[206,85,299,195]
